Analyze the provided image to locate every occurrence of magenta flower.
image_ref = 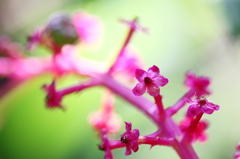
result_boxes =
[112,46,143,81]
[42,81,63,109]
[132,65,168,96]
[73,11,103,46]
[234,143,240,159]
[26,28,43,51]
[179,116,209,143]
[184,71,210,96]
[120,122,140,156]
[88,92,121,134]
[187,96,220,116]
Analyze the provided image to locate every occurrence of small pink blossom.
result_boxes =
[179,116,209,143]
[26,28,43,51]
[51,45,77,76]
[235,143,240,159]
[0,36,24,59]
[187,96,219,116]
[120,122,140,156]
[88,93,121,134]
[112,46,143,81]
[42,80,63,109]
[132,65,168,96]
[235,152,240,159]
[184,71,210,96]
[73,11,103,46]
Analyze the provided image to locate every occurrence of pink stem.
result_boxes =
[59,80,100,96]
[108,17,138,73]
[98,73,198,159]
[166,89,195,116]
[181,113,204,143]
[154,94,165,119]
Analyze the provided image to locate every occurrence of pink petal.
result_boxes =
[207,103,220,111]
[125,122,132,132]
[147,65,159,78]
[73,11,102,45]
[198,77,210,86]
[235,152,240,159]
[132,82,146,96]
[198,133,208,143]
[186,99,198,105]
[187,104,201,116]
[147,84,160,97]
[184,71,196,87]
[201,106,214,114]
[135,69,147,82]
[152,76,168,87]
[128,129,139,141]
[131,141,139,152]
[237,143,240,151]
[125,145,132,156]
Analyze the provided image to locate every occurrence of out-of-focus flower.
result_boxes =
[0,36,24,59]
[26,28,43,51]
[42,80,63,109]
[120,122,140,156]
[73,11,103,46]
[187,96,220,116]
[234,143,240,159]
[111,46,143,81]
[51,45,78,76]
[179,116,209,143]
[88,92,121,134]
[132,65,168,96]
[184,71,210,96]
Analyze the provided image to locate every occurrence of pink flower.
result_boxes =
[42,81,63,109]
[51,45,77,76]
[179,116,209,143]
[132,65,168,96]
[120,122,140,156]
[88,93,121,134]
[0,36,24,59]
[112,46,143,81]
[73,11,103,46]
[187,96,220,116]
[234,143,240,159]
[26,28,43,51]
[184,71,210,96]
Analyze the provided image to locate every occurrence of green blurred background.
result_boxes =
[1,0,240,158]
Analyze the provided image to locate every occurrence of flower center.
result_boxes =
[198,96,207,105]
[120,136,129,144]
[144,77,152,85]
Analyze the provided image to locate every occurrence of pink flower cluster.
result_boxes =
[0,10,223,159]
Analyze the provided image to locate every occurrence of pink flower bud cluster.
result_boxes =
[0,10,223,159]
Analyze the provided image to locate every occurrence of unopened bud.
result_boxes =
[46,13,79,46]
